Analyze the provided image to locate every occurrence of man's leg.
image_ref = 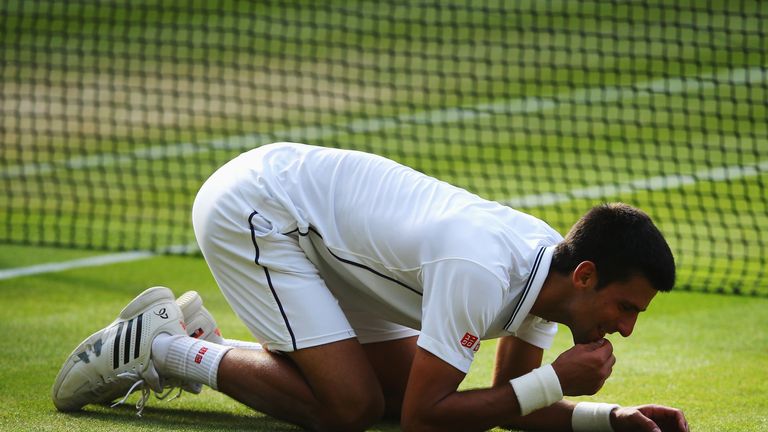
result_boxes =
[361,336,418,419]
[156,287,389,431]
[216,336,419,429]
[217,339,384,432]
[174,290,418,425]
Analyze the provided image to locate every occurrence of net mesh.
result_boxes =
[2,1,766,295]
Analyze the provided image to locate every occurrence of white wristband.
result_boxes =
[509,364,563,416]
[572,402,620,432]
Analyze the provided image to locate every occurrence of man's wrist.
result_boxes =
[509,364,563,416]
[572,402,620,432]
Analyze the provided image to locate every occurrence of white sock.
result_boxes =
[222,338,263,351]
[152,333,232,390]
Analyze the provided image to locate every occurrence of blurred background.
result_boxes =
[2,0,766,295]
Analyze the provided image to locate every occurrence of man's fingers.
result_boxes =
[577,338,613,354]
[592,338,614,361]
[584,338,607,351]
[598,353,615,375]
[636,405,689,432]
[673,408,690,432]
[633,411,661,432]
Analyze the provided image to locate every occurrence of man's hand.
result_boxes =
[551,339,615,395]
[611,405,690,432]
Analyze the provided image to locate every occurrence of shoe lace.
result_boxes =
[109,372,190,416]
[109,360,174,417]
[110,372,151,417]
[154,384,184,402]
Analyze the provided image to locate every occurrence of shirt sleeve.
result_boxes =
[510,314,558,349]
[418,259,505,374]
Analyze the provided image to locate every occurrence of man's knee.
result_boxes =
[314,389,385,432]
[288,339,387,431]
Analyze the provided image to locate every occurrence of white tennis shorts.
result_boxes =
[192,155,418,353]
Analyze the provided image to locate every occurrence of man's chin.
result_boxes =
[572,334,589,344]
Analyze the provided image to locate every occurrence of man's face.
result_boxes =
[569,274,657,344]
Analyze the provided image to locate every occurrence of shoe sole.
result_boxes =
[52,286,176,412]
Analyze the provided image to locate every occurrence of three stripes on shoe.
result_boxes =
[76,309,170,369]
[111,314,145,369]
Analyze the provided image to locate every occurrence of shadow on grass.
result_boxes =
[61,404,402,432]
[66,404,303,431]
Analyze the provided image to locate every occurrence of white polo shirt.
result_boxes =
[235,142,563,373]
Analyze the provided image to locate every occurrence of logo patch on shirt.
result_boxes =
[460,332,479,348]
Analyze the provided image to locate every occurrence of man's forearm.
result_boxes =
[508,400,577,431]
[493,336,544,385]
[403,343,611,432]
[403,387,576,432]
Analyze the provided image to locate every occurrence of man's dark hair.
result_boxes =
[551,203,675,292]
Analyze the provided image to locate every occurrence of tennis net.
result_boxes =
[2,1,766,295]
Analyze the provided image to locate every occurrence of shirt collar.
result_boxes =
[504,245,554,332]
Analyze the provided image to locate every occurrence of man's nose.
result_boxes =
[617,314,638,338]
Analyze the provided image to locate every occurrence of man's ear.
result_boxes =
[571,261,597,291]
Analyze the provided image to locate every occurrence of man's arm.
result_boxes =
[493,337,689,431]
[493,335,544,385]
[401,347,534,432]
[401,344,610,432]
[401,340,688,432]
[492,335,575,430]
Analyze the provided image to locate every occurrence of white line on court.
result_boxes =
[0,251,154,281]
[0,243,198,281]
[501,159,768,207]
[3,66,764,179]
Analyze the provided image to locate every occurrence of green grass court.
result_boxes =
[0,244,766,431]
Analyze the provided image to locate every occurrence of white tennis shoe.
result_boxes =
[177,290,224,345]
[52,286,186,414]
